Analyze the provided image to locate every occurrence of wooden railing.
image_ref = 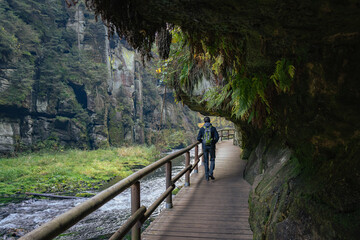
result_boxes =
[219,128,235,141]
[20,128,236,240]
[20,142,203,240]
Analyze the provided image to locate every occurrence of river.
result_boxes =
[0,148,199,239]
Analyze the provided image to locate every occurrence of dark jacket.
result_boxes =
[197,123,219,148]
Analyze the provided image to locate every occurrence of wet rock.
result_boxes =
[6,228,27,238]
[0,120,19,152]
[0,78,10,93]
[35,99,48,113]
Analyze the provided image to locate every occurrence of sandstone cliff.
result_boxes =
[0,0,199,153]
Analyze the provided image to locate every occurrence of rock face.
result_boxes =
[0,0,198,153]
[77,0,360,239]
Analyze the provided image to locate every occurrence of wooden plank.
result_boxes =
[149,218,251,226]
[145,224,251,233]
[145,218,252,229]
[142,235,253,240]
[142,141,253,240]
[143,230,253,239]
[154,212,250,219]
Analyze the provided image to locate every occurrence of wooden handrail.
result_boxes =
[218,128,236,141]
[141,184,175,223]
[20,141,202,240]
[109,206,146,240]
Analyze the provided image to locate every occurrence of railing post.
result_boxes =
[131,181,141,240]
[202,149,204,163]
[194,144,199,173]
[165,161,172,209]
[185,151,190,187]
[227,130,230,140]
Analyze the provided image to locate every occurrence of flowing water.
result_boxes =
[0,149,199,239]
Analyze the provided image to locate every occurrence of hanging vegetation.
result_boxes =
[155,28,295,127]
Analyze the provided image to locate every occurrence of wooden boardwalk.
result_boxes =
[143,140,253,240]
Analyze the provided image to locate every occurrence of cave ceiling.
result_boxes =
[81,0,360,56]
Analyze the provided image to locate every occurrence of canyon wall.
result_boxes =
[0,0,199,153]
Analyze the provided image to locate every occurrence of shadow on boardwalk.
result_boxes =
[143,140,253,240]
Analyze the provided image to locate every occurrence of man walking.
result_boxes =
[197,117,219,181]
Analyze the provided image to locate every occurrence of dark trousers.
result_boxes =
[203,146,215,178]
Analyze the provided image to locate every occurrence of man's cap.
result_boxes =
[204,116,210,122]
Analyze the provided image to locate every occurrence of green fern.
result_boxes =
[203,83,231,110]
[160,27,296,124]
[270,58,295,93]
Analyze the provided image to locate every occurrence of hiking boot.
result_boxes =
[209,175,215,180]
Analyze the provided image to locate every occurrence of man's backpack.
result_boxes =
[204,126,212,146]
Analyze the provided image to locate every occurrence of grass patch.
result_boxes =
[0,146,159,196]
